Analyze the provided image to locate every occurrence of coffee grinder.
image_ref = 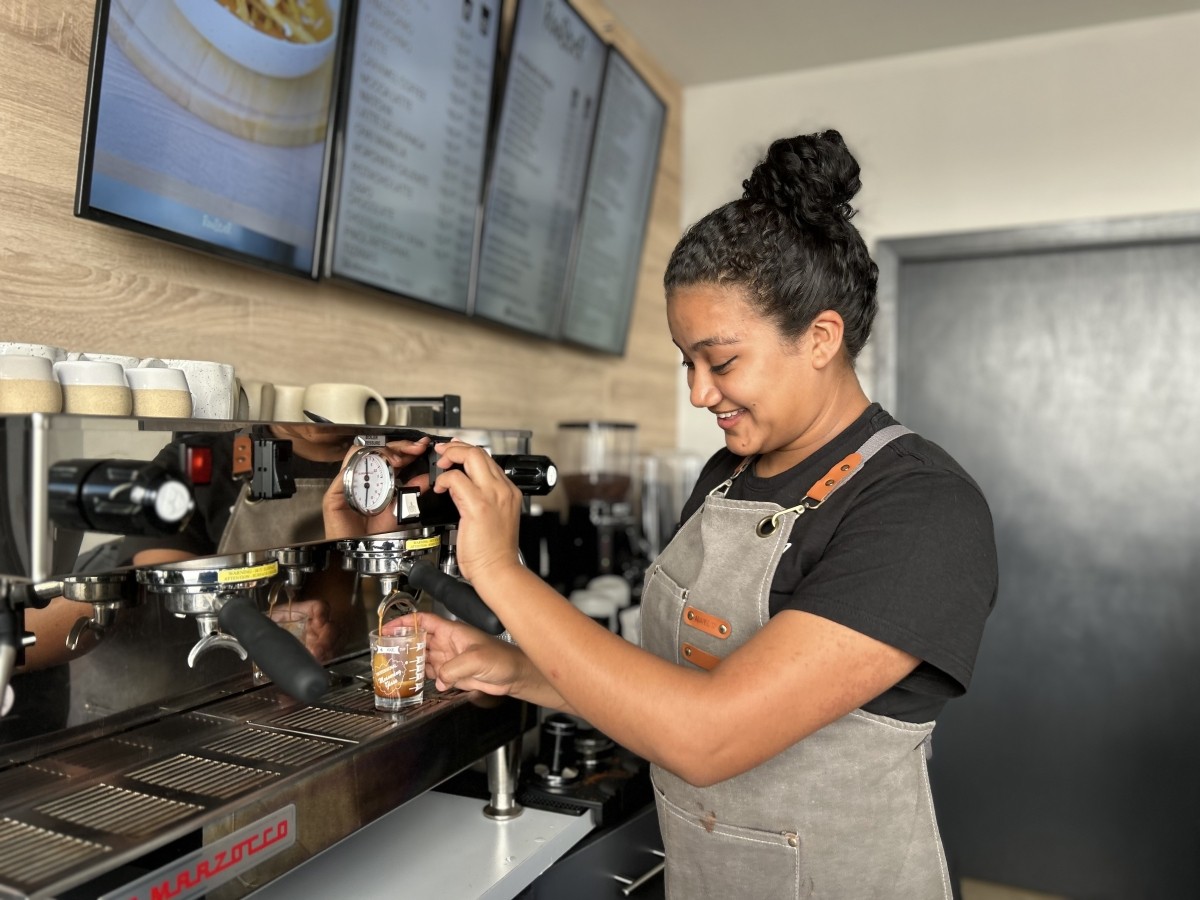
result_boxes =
[552,421,645,592]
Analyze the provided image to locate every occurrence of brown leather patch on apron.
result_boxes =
[681,642,721,670]
[683,605,732,639]
[806,452,863,503]
[232,435,253,476]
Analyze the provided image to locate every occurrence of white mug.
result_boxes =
[0,354,63,413]
[159,358,238,419]
[303,383,389,425]
[0,342,67,363]
[238,379,276,420]
[125,366,193,418]
[272,384,307,422]
[52,360,132,416]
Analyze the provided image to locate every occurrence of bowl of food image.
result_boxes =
[173,0,339,79]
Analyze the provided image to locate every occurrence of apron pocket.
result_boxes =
[654,781,802,900]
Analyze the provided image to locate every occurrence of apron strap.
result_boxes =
[756,424,913,537]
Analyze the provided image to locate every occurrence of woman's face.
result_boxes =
[667,283,830,467]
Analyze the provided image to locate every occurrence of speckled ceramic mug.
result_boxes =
[159,358,238,419]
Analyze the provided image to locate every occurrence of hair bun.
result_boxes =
[741,129,863,232]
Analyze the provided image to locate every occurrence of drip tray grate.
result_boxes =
[126,753,278,799]
[203,726,341,767]
[0,818,110,888]
[265,707,396,742]
[35,783,202,836]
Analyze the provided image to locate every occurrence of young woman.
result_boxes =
[383,130,997,898]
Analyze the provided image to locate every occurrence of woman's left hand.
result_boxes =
[429,441,524,584]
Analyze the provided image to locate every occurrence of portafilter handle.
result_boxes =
[218,596,329,703]
[407,560,504,635]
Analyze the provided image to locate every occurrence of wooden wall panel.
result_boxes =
[0,0,682,507]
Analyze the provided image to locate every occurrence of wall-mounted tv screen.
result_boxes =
[324,0,501,311]
[75,0,342,278]
[560,48,666,355]
[470,0,607,338]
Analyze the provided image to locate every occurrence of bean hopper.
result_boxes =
[554,421,645,589]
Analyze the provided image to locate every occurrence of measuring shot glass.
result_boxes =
[371,592,426,710]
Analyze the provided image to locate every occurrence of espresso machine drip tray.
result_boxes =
[0,664,525,899]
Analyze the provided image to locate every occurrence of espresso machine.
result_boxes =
[0,410,555,899]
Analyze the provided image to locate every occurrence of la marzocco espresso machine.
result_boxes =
[0,410,554,899]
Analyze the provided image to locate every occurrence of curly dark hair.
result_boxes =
[663,130,878,359]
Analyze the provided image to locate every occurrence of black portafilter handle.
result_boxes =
[217,596,329,704]
[407,560,504,636]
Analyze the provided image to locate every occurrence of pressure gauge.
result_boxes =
[342,446,395,516]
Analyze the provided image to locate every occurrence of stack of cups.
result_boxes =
[0,345,196,418]
[52,359,192,417]
[570,575,634,637]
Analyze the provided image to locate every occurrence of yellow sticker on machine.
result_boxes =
[218,561,279,583]
[404,536,442,551]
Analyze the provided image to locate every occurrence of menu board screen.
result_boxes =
[471,0,607,337]
[75,0,341,277]
[561,50,666,355]
[327,0,500,310]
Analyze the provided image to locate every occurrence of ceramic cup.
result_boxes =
[303,382,389,425]
[125,366,193,418]
[159,358,238,419]
[0,354,63,414]
[237,379,276,420]
[0,342,67,363]
[52,359,132,416]
[272,384,307,422]
[67,351,143,369]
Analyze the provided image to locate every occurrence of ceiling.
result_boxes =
[602,0,1200,86]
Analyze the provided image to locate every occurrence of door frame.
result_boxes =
[870,211,1200,411]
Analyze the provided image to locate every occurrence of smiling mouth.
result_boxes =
[715,408,745,429]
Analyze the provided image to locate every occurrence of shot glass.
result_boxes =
[252,608,309,685]
[370,623,426,710]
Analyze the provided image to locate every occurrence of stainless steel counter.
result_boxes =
[247,789,595,900]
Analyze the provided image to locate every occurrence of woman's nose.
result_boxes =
[689,372,719,409]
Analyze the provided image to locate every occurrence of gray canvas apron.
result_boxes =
[217,480,330,555]
[642,425,952,899]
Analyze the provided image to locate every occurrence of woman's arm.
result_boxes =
[430,442,920,787]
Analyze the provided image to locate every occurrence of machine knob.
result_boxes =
[48,459,194,537]
[491,455,558,496]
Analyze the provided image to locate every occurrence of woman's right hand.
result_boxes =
[395,612,569,711]
[404,612,525,697]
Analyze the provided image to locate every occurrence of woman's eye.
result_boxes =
[711,357,736,374]
[680,358,694,370]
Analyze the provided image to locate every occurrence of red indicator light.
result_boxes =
[187,447,213,485]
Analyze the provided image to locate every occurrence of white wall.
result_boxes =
[675,11,1200,457]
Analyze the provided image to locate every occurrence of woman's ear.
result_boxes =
[807,310,846,369]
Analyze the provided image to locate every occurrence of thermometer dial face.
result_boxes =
[343,447,396,516]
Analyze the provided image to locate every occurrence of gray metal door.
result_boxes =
[878,216,1200,899]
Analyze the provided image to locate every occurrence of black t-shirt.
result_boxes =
[678,404,998,723]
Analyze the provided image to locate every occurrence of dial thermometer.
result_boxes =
[342,445,396,516]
